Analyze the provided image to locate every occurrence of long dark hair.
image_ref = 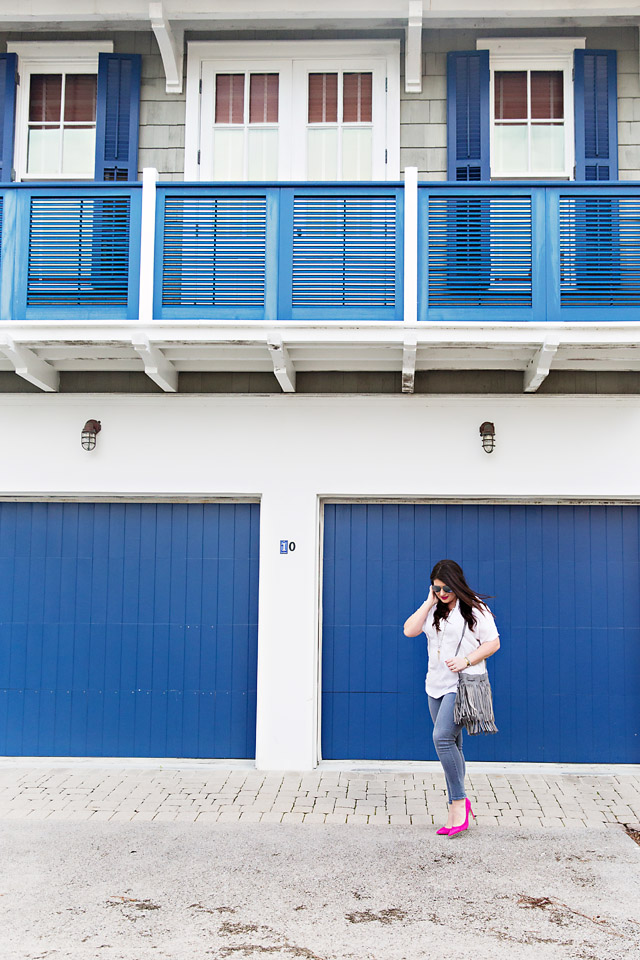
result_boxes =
[430,559,492,633]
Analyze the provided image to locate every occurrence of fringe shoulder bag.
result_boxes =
[453,622,498,736]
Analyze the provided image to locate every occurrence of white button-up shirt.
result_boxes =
[422,601,499,698]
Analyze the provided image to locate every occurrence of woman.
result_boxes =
[403,559,500,836]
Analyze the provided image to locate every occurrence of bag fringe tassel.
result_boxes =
[454,674,498,736]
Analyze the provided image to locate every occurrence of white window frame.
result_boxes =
[8,41,113,182]
[477,38,585,181]
[186,40,400,181]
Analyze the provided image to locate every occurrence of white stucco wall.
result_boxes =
[1,392,638,769]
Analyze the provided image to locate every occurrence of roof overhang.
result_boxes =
[2,0,639,31]
[2,321,640,394]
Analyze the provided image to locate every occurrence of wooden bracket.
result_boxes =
[132,335,179,392]
[402,332,418,394]
[523,336,560,393]
[0,335,59,392]
[149,2,184,94]
[267,335,296,393]
[405,1,423,93]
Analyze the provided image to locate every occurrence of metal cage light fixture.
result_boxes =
[81,419,101,451]
[479,421,495,454]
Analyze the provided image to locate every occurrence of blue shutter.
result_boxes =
[447,51,490,181]
[0,53,17,182]
[574,50,618,181]
[94,53,141,181]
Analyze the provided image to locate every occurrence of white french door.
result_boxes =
[291,58,388,180]
[199,59,293,180]
[197,51,390,181]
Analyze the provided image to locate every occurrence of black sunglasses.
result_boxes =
[432,584,453,594]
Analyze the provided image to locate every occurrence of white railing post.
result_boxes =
[138,167,158,325]
[403,165,418,324]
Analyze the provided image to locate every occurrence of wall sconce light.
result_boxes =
[479,421,495,454]
[81,419,101,451]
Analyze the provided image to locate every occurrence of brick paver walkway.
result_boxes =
[0,763,639,828]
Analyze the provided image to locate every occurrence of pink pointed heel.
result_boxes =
[447,798,475,837]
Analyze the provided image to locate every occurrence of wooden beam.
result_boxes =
[149,2,184,93]
[267,335,296,392]
[523,336,560,393]
[132,335,179,392]
[0,335,59,392]
[405,1,423,93]
[402,331,418,393]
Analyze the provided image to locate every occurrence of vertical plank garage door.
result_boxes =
[322,503,640,763]
[0,502,259,758]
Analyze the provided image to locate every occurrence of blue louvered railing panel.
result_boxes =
[292,195,397,309]
[162,195,267,307]
[426,194,533,308]
[27,195,131,306]
[559,195,640,307]
[1,180,639,325]
[0,184,141,321]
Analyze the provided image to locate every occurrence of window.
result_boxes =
[211,72,280,179]
[8,42,113,181]
[187,41,399,181]
[306,72,373,179]
[478,38,585,180]
[26,73,97,177]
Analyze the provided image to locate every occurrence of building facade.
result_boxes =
[0,1,639,769]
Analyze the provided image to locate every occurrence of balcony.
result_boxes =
[0,175,639,392]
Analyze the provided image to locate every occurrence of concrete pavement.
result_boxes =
[1,820,640,960]
[1,761,640,960]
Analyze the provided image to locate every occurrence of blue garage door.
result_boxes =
[322,503,640,763]
[0,502,259,758]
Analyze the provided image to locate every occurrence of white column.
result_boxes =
[403,165,419,325]
[138,167,159,325]
[255,487,320,771]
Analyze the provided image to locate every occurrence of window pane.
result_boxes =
[494,72,527,120]
[249,74,279,123]
[248,128,278,179]
[61,127,96,176]
[215,74,245,124]
[308,74,338,123]
[213,128,244,179]
[27,127,61,175]
[343,73,372,123]
[531,124,565,173]
[64,75,97,122]
[493,124,528,174]
[531,71,563,120]
[307,128,338,179]
[29,75,62,123]
[342,127,372,179]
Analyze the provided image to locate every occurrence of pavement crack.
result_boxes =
[345,908,408,925]
[517,894,630,938]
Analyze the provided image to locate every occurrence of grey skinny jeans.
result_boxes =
[428,692,466,803]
